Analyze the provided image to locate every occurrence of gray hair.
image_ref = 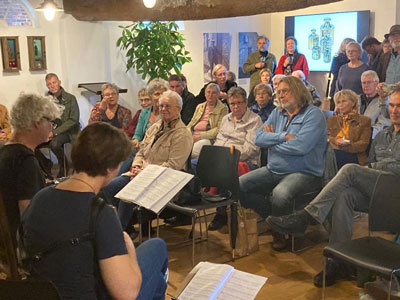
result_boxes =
[146,78,169,96]
[257,36,269,43]
[254,83,273,97]
[227,86,247,102]
[159,90,183,111]
[272,74,285,83]
[361,70,379,82]
[292,70,306,81]
[205,82,221,94]
[346,42,362,54]
[101,83,119,96]
[10,93,63,131]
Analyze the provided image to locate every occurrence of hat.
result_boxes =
[384,25,400,39]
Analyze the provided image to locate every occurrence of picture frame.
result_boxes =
[27,36,47,71]
[0,36,21,72]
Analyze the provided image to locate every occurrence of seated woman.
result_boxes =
[89,83,132,129]
[247,68,272,107]
[124,88,152,139]
[195,64,237,106]
[0,104,12,148]
[118,79,169,175]
[276,36,309,78]
[22,122,168,300]
[102,90,193,232]
[328,89,371,169]
[187,83,228,158]
[251,83,275,123]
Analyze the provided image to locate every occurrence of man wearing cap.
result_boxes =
[377,25,400,83]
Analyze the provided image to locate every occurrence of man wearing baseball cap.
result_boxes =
[377,25,400,83]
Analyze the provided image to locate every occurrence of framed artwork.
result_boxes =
[238,32,259,79]
[27,36,47,71]
[203,33,232,82]
[0,36,21,72]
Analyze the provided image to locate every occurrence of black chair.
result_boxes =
[165,145,241,265]
[0,279,61,300]
[322,173,400,300]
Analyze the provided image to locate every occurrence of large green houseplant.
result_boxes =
[116,21,192,81]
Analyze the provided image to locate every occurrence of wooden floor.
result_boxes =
[147,213,388,300]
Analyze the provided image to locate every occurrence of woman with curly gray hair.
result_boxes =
[0,93,62,240]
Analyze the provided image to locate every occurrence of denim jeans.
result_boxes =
[304,164,388,245]
[135,238,169,300]
[239,167,321,218]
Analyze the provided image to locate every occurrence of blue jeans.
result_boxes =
[304,164,387,245]
[239,167,321,218]
[135,238,169,300]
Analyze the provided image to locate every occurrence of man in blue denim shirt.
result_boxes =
[266,89,400,287]
[239,76,327,250]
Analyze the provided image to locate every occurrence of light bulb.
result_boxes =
[43,6,56,21]
[143,0,156,8]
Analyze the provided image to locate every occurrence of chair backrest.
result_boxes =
[196,145,241,199]
[0,278,61,300]
[369,173,400,233]
[0,191,20,280]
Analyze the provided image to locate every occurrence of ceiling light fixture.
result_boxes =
[36,0,63,21]
[143,0,157,9]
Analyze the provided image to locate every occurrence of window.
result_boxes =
[0,0,33,26]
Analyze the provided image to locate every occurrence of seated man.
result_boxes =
[0,93,62,240]
[240,76,327,250]
[36,73,80,178]
[266,89,400,287]
[102,90,193,232]
[292,70,321,106]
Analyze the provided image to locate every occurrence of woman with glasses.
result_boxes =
[89,82,132,130]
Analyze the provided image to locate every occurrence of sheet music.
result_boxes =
[178,262,234,300]
[115,165,193,214]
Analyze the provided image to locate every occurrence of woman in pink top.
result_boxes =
[187,83,228,157]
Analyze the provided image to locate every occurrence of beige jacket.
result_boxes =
[187,100,228,141]
[133,118,193,170]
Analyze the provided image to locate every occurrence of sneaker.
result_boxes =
[208,213,227,231]
[313,259,356,287]
[266,211,310,237]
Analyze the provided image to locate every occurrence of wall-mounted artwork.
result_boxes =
[203,33,232,82]
[238,32,259,79]
[0,36,21,72]
[27,36,47,71]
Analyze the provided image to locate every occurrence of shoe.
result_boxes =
[164,215,192,227]
[208,213,227,231]
[271,231,288,251]
[266,211,310,237]
[313,259,356,287]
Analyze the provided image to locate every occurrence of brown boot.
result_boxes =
[271,231,288,251]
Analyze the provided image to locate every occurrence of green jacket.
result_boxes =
[243,51,276,91]
[50,87,80,140]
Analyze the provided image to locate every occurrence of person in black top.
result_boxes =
[0,92,62,240]
[168,74,196,125]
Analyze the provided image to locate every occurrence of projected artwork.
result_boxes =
[203,33,232,82]
[238,32,258,79]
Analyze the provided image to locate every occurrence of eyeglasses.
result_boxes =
[159,104,178,110]
[42,116,57,129]
[103,92,117,97]
[229,101,246,107]
[276,88,290,95]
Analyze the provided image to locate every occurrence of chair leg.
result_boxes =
[388,272,394,300]
[204,209,209,239]
[192,215,196,266]
[322,257,327,300]
[156,215,160,238]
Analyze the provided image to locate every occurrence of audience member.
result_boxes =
[359,70,392,138]
[329,38,355,98]
[206,87,263,230]
[377,24,400,83]
[361,36,383,70]
[251,83,275,123]
[382,38,392,53]
[124,88,152,139]
[0,93,62,240]
[243,36,276,92]
[226,71,236,83]
[102,90,193,232]
[89,83,132,130]
[0,104,11,147]
[292,70,321,106]
[188,83,228,158]
[35,73,80,178]
[328,89,371,168]
[248,68,272,107]
[168,74,196,125]
[239,76,327,250]
[336,42,370,94]
[271,74,286,106]
[195,64,237,106]
[22,122,168,300]
[276,36,309,78]
[266,89,400,288]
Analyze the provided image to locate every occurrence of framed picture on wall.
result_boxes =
[27,36,47,71]
[0,36,21,72]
